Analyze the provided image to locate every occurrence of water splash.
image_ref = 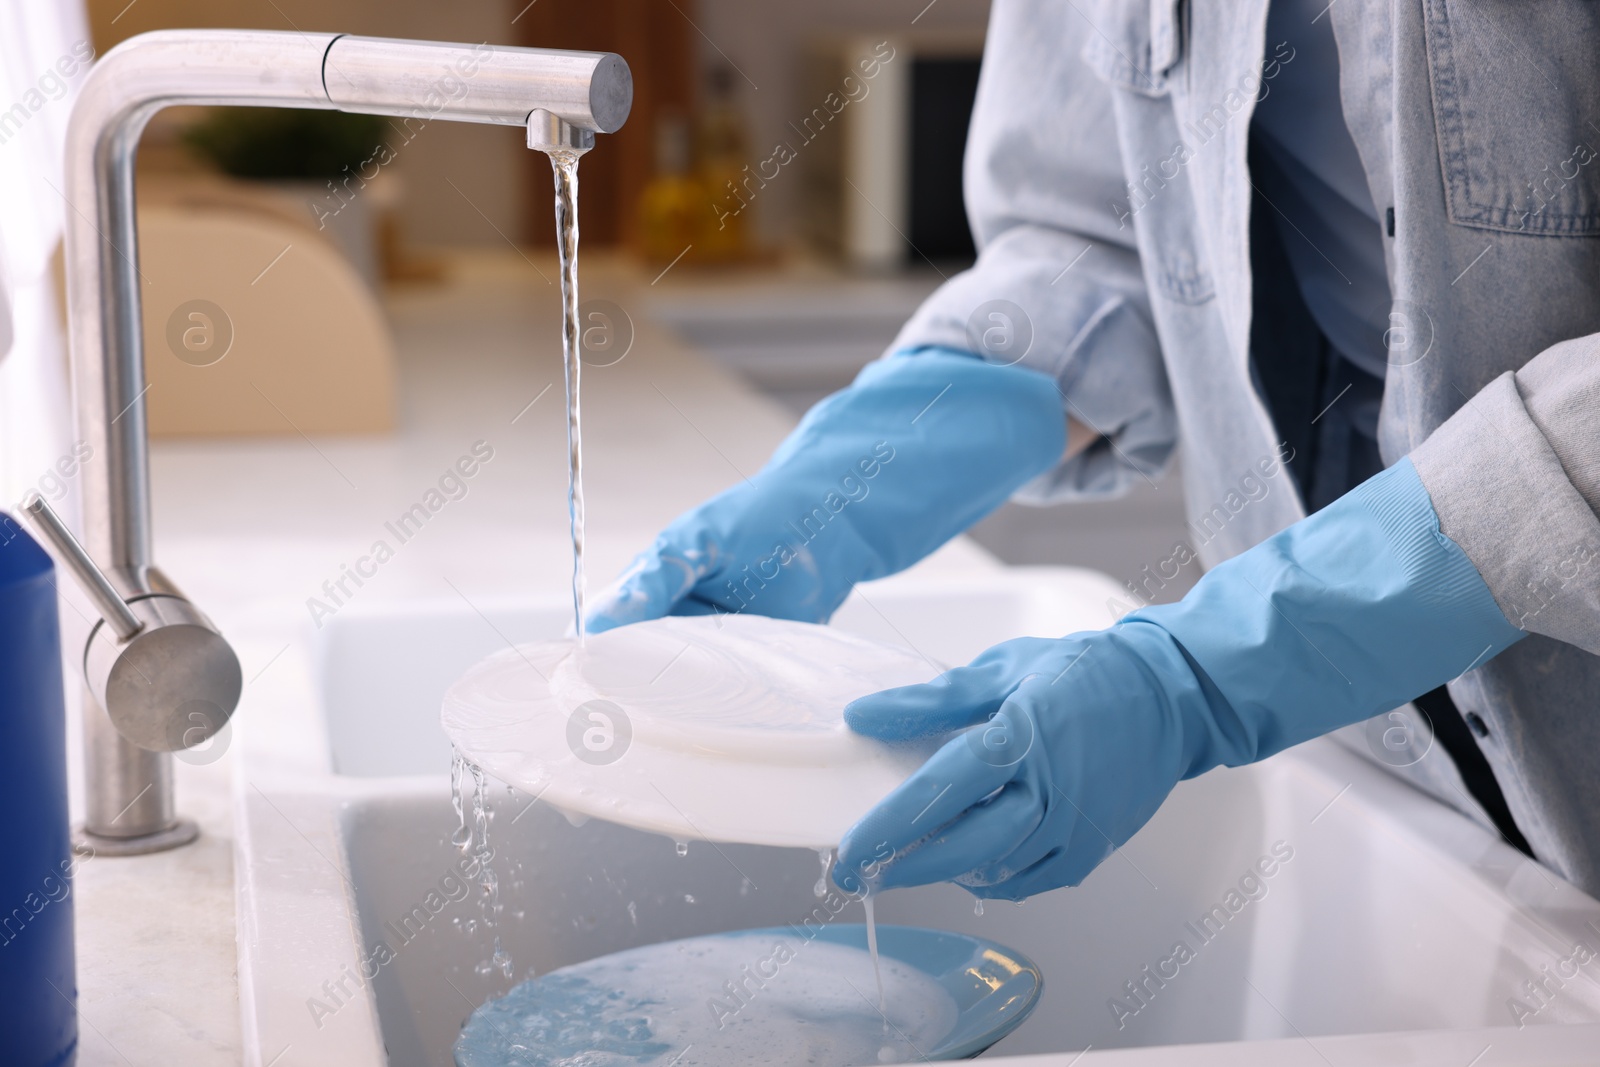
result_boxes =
[455,757,514,981]
[449,748,472,850]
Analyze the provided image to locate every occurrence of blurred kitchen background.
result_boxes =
[12,0,1192,603]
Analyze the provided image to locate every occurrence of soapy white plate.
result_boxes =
[440,614,943,848]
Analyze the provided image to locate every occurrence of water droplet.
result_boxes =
[684,894,696,904]
[562,808,590,828]
[878,1046,898,1063]
[675,840,689,857]
[973,899,985,916]
[627,901,638,926]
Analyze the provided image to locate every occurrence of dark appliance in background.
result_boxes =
[908,55,982,267]
[801,35,985,272]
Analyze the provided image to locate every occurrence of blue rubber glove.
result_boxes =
[585,351,1065,632]
[835,458,1524,900]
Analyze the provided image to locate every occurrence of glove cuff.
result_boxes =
[1129,457,1524,775]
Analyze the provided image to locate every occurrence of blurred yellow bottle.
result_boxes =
[694,65,749,264]
[636,111,705,267]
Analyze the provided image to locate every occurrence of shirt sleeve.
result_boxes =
[888,0,1176,503]
[1410,332,1600,651]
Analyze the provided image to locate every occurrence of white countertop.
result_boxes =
[68,251,997,1065]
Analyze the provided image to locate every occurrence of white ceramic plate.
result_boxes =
[440,614,943,848]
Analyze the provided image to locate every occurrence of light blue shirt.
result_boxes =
[887,0,1600,897]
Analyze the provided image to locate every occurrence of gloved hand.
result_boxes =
[585,350,1065,632]
[835,457,1525,900]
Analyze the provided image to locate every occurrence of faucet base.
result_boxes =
[74,818,198,857]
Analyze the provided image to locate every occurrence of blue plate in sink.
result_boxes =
[803,923,1044,1059]
[454,923,1043,1065]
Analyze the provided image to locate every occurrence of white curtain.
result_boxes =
[0,0,92,514]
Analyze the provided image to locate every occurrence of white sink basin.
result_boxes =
[231,567,1600,1066]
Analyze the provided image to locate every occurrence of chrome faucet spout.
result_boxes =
[56,30,631,853]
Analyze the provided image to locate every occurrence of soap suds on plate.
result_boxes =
[453,932,957,1067]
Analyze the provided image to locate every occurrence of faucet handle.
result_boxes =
[21,493,143,641]
[21,492,241,754]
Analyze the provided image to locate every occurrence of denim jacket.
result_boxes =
[891,0,1600,895]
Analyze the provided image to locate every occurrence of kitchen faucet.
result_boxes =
[23,30,631,854]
